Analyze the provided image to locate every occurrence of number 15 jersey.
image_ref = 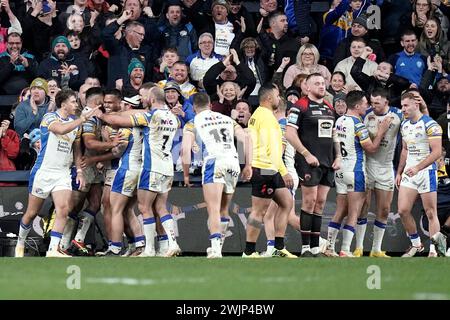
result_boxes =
[184,110,239,162]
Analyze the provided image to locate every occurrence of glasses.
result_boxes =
[199,41,213,45]
[8,42,21,45]
[416,2,429,7]
[132,30,145,37]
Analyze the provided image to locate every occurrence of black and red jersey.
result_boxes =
[287,96,336,168]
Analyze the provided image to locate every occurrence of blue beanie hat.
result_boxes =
[52,36,71,50]
[128,58,145,76]
[29,128,41,147]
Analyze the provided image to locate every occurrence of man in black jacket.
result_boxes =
[203,48,256,100]
[0,32,38,95]
[350,55,411,108]
[37,36,88,91]
[102,10,158,89]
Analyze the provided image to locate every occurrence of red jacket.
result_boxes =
[0,129,20,186]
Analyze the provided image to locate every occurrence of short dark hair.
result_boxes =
[370,88,389,100]
[346,90,366,110]
[401,30,417,40]
[7,32,22,41]
[103,88,122,100]
[236,99,252,113]
[331,71,346,84]
[55,89,77,109]
[85,87,104,102]
[268,11,285,25]
[350,37,366,46]
[258,83,278,104]
[193,93,210,109]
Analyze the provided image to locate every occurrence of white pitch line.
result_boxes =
[413,292,450,300]
[85,277,207,286]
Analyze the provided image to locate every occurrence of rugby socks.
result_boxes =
[275,237,284,250]
[110,241,122,254]
[209,233,221,254]
[355,218,367,249]
[157,235,169,255]
[310,213,322,254]
[326,221,341,251]
[244,242,256,255]
[61,212,77,250]
[341,225,355,253]
[134,235,145,249]
[160,214,178,246]
[75,209,96,243]
[18,219,32,246]
[372,220,386,253]
[409,233,422,247]
[266,239,275,255]
[300,210,313,253]
[143,217,156,253]
[220,216,230,248]
[49,231,62,251]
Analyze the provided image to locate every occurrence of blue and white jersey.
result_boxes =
[131,107,180,176]
[32,111,81,172]
[364,106,403,166]
[184,110,239,162]
[116,126,143,171]
[401,115,442,171]
[102,125,120,170]
[335,115,370,172]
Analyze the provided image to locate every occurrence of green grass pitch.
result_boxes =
[1,257,449,300]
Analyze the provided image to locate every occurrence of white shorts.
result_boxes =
[335,170,366,195]
[287,166,299,198]
[29,168,72,199]
[111,168,139,197]
[366,164,395,191]
[77,166,103,192]
[400,169,437,194]
[202,157,240,194]
[138,169,173,194]
[104,169,117,187]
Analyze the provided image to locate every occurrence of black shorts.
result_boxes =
[250,167,286,198]
[295,157,334,187]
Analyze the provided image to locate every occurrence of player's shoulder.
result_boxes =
[294,96,310,113]
[421,114,438,127]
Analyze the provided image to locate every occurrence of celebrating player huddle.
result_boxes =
[14,75,449,258]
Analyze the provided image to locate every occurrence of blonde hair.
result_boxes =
[296,43,319,67]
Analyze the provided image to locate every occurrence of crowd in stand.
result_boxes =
[0,0,449,174]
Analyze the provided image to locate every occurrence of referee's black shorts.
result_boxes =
[250,167,286,198]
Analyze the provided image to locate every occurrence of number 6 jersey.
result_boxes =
[335,115,370,172]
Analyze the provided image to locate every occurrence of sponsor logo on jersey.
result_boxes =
[161,119,174,125]
[320,122,333,130]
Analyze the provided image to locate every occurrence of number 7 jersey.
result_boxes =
[131,107,180,176]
